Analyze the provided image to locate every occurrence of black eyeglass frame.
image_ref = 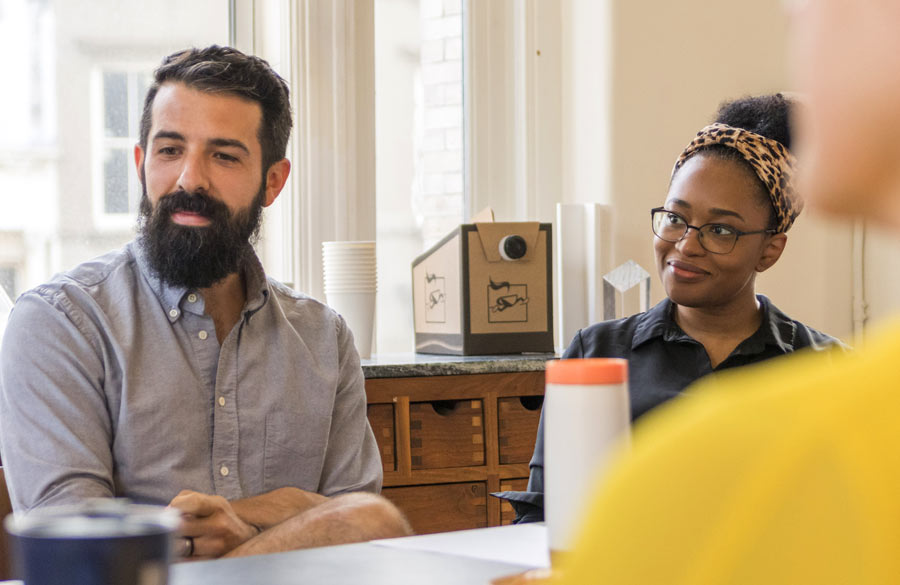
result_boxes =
[650,207,777,255]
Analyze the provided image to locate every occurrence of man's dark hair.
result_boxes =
[139,45,292,173]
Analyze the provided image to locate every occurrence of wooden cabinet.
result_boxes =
[365,370,544,535]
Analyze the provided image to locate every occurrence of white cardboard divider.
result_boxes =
[555,203,614,352]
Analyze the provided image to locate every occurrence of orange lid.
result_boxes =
[545,358,628,385]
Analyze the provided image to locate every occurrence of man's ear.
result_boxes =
[134,143,145,180]
[263,158,291,207]
[756,233,787,272]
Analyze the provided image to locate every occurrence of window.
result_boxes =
[0,0,228,293]
[94,68,152,222]
[0,266,16,300]
[3,0,540,356]
[374,0,464,353]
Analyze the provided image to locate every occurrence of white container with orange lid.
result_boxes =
[544,357,630,556]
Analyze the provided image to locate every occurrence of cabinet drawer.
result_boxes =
[497,396,543,464]
[409,399,485,470]
[366,404,395,472]
[499,478,528,525]
[383,482,487,535]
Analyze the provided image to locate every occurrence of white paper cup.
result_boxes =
[323,275,377,285]
[325,290,376,359]
[544,358,630,559]
[323,240,375,248]
[324,275,377,281]
[324,286,377,293]
[322,268,377,278]
[323,256,375,266]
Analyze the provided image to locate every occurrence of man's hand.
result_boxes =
[169,490,260,560]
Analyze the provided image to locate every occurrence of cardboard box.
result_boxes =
[412,221,553,355]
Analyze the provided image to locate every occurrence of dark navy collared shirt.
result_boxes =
[497,295,843,524]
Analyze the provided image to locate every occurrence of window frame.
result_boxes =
[90,63,155,231]
[234,0,564,299]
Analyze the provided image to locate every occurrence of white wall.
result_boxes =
[556,0,856,341]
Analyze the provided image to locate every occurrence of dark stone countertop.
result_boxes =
[361,352,557,379]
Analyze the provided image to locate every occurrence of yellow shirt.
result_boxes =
[558,322,900,585]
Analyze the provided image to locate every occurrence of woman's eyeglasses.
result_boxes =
[650,207,776,254]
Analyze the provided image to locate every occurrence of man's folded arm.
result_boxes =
[228,487,327,531]
[171,316,402,559]
[0,292,115,511]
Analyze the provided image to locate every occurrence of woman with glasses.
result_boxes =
[498,93,843,524]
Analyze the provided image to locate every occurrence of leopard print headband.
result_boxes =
[672,123,802,233]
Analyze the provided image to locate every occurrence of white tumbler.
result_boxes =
[544,358,630,558]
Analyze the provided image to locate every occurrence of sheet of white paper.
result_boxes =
[372,523,550,569]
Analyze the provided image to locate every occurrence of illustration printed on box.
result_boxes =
[487,277,528,323]
[425,272,446,323]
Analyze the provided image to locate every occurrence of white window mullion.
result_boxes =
[464,0,562,224]
[237,0,375,299]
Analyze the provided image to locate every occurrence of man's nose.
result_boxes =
[177,152,210,194]
[675,226,706,256]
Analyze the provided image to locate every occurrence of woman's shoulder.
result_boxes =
[760,295,849,351]
[793,322,849,351]
[566,301,670,358]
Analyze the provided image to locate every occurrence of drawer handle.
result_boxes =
[430,400,462,416]
[519,396,544,411]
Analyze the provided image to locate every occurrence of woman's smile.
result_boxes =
[666,259,711,282]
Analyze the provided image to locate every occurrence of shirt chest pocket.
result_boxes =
[263,411,332,493]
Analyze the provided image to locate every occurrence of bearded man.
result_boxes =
[0,45,410,559]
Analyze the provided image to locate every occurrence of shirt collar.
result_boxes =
[130,239,269,323]
[631,298,679,349]
[630,294,796,353]
[740,294,795,354]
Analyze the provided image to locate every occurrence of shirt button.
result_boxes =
[187,293,198,303]
[198,330,209,340]
[218,396,225,407]
[168,309,179,318]
[220,465,229,477]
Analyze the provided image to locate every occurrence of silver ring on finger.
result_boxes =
[183,536,194,558]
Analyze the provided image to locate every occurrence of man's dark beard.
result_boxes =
[138,185,265,290]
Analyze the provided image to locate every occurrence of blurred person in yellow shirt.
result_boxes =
[558,1,900,583]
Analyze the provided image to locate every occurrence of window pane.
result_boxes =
[0,266,16,299]
[103,71,128,138]
[0,0,229,292]
[104,149,130,214]
[375,0,464,354]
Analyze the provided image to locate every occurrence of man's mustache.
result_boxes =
[155,190,230,219]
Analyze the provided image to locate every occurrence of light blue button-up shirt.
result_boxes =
[0,241,382,511]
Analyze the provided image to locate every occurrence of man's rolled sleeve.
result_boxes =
[0,290,115,511]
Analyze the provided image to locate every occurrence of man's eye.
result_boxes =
[158,146,179,155]
[215,152,238,162]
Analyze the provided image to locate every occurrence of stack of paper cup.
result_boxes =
[322,241,377,359]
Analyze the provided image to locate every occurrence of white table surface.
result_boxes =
[372,522,549,568]
[2,523,549,585]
